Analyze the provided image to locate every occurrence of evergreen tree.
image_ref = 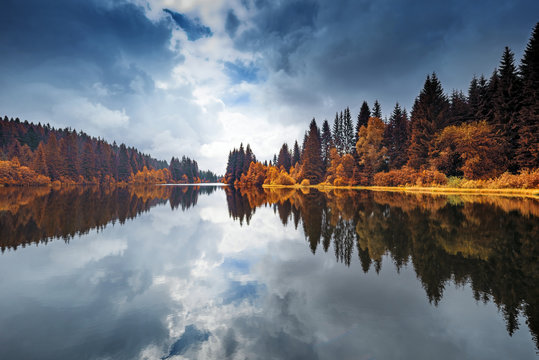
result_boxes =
[372,100,382,119]
[494,47,522,172]
[384,103,409,169]
[407,73,450,169]
[516,22,539,169]
[244,144,254,173]
[292,140,301,167]
[320,120,333,170]
[342,107,355,154]
[61,131,80,180]
[81,142,97,180]
[277,143,292,171]
[32,142,48,175]
[448,90,470,125]
[332,112,342,154]
[235,143,245,181]
[117,143,132,181]
[302,118,324,183]
[356,101,371,144]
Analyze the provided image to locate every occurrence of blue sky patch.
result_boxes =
[224,61,260,84]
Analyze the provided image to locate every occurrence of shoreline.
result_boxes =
[262,184,539,198]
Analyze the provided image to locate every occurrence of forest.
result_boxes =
[0,117,219,185]
[224,23,539,189]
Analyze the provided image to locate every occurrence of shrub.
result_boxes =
[300,178,310,187]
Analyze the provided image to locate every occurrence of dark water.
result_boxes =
[0,185,538,359]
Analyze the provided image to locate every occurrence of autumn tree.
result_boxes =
[32,142,48,176]
[430,121,504,179]
[356,117,387,183]
[117,143,132,182]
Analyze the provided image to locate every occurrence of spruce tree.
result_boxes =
[302,118,324,183]
[384,103,409,169]
[277,143,291,171]
[407,73,449,169]
[292,140,301,167]
[320,120,333,170]
[516,22,539,169]
[332,112,342,155]
[372,100,382,119]
[342,107,355,154]
[356,101,370,144]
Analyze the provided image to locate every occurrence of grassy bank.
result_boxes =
[262,184,539,198]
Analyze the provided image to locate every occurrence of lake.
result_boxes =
[0,185,537,359]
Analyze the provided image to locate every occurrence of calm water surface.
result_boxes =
[0,185,537,359]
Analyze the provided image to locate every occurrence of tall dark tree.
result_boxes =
[342,107,355,154]
[117,143,132,182]
[448,90,470,125]
[81,142,97,180]
[244,144,255,173]
[407,73,450,169]
[494,47,523,172]
[320,120,333,170]
[384,103,409,169]
[235,143,245,181]
[516,22,539,169]
[61,131,80,180]
[332,112,343,154]
[292,140,301,167]
[277,143,292,171]
[356,101,371,144]
[372,100,382,119]
[302,118,324,184]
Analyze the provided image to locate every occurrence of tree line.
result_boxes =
[225,23,539,188]
[0,117,219,185]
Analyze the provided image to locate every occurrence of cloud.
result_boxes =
[225,9,240,37]
[163,9,213,41]
[53,98,129,130]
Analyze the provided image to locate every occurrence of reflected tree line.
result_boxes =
[225,187,539,348]
[0,185,218,252]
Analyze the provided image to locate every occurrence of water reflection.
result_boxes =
[0,185,537,358]
[225,187,539,347]
[0,185,218,252]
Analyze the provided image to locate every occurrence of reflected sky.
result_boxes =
[0,186,537,359]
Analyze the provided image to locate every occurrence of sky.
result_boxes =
[0,0,538,173]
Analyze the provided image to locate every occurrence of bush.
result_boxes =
[300,178,310,187]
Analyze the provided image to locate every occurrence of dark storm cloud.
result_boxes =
[234,0,539,116]
[163,9,213,41]
[0,0,174,95]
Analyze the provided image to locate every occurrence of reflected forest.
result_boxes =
[1,185,537,349]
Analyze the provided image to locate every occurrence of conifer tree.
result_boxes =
[384,103,409,169]
[372,100,382,119]
[494,47,522,172]
[117,143,132,182]
[32,142,48,176]
[407,73,450,169]
[448,90,470,125]
[356,101,370,144]
[277,143,291,171]
[516,22,539,169]
[320,120,333,170]
[292,140,301,167]
[81,142,97,180]
[332,112,342,154]
[302,118,323,183]
[342,107,355,154]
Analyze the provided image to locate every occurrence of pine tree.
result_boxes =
[81,142,97,180]
[60,131,80,180]
[494,47,522,172]
[302,118,324,183]
[45,133,63,180]
[332,112,342,154]
[342,107,355,154]
[277,143,291,171]
[292,140,301,167]
[407,73,450,169]
[235,143,245,181]
[516,22,539,169]
[372,100,382,119]
[320,120,333,170]
[356,101,370,144]
[384,103,409,169]
[32,142,48,176]
[244,144,254,173]
[117,143,132,182]
[448,90,470,125]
